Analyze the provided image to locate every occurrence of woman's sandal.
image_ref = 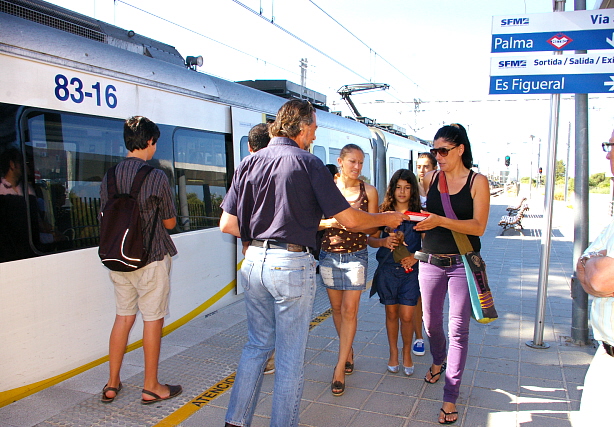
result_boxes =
[439,407,458,425]
[141,384,183,405]
[344,347,354,375]
[101,382,122,403]
[331,379,345,396]
[424,362,447,384]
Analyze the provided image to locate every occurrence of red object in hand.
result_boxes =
[405,267,413,273]
[404,211,429,222]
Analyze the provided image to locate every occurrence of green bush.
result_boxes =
[589,172,607,187]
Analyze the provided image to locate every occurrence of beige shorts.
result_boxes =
[109,255,172,321]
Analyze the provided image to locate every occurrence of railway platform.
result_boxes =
[0,195,602,427]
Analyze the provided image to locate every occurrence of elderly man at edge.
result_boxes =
[220,99,406,427]
[574,129,614,427]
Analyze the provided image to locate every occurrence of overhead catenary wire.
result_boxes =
[114,0,301,80]
[307,0,420,90]
[229,0,371,82]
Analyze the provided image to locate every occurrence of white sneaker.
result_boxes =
[412,339,425,356]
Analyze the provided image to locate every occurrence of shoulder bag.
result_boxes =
[438,171,498,324]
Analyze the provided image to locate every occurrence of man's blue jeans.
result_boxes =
[225,245,317,427]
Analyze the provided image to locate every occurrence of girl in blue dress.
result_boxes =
[368,169,423,375]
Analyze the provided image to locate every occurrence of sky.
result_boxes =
[40,0,614,177]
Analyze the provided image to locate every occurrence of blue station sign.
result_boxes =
[489,73,614,94]
[492,9,614,53]
[490,53,614,76]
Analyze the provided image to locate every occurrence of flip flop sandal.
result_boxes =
[141,384,182,405]
[424,362,447,384]
[101,382,122,403]
[439,408,458,425]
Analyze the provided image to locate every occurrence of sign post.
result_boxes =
[489,1,614,349]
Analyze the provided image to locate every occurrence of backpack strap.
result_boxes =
[106,164,154,197]
[129,165,157,256]
[129,165,154,198]
[106,165,118,197]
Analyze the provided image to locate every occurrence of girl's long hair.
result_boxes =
[380,169,421,213]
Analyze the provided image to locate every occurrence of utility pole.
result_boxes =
[300,58,308,99]
[565,121,571,202]
[527,0,565,350]
[571,0,590,346]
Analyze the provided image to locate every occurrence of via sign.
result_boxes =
[492,9,614,53]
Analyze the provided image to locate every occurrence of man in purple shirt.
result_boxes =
[221,99,405,427]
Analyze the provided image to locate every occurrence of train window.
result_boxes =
[239,136,249,161]
[312,145,326,163]
[329,148,341,162]
[361,153,371,183]
[13,111,124,259]
[173,128,227,231]
[389,157,402,181]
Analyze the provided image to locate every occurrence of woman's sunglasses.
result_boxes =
[602,142,614,152]
[430,146,458,157]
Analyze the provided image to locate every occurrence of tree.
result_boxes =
[555,160,565,182]
[589,172,606,187]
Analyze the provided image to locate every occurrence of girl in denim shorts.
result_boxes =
[318,144,379,396]
[368,169,422,377]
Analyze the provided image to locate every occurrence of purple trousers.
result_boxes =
[418,261,471,404]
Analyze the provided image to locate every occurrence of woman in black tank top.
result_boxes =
[413,124,491,425]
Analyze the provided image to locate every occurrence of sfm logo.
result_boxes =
[501,18,529,26]
[498,60,527,68]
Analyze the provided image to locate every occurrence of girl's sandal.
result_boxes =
[424,362,447,384]
[101,382,122,403]
[439,408,458,425]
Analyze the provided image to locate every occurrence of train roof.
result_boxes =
[0,0,371,138]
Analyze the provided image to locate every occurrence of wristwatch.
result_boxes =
[580,251,605,267]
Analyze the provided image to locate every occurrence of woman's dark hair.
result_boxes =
[380,169,421,213]
[0,147,22,176]
[124,116,160,151]
[325,164,338,176]
[433,123,473,169]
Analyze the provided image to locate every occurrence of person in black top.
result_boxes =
[220,99,406,427]
[414,124,490,425]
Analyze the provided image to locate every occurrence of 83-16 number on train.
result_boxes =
[54,73,117,108]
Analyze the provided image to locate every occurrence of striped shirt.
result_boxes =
[583,218,614,345]
[100,157,177,263]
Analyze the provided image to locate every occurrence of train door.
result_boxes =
[229,107,268,294]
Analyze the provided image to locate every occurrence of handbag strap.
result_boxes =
[438,171,474,255]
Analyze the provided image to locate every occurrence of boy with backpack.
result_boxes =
[98,116,181,404]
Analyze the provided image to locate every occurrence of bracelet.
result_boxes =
[580,251,605,267]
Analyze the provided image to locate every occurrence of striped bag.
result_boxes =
[438,171,498,324]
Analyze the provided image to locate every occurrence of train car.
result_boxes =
[0,0,428,406]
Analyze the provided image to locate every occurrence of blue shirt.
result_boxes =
[221,137,350,249]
